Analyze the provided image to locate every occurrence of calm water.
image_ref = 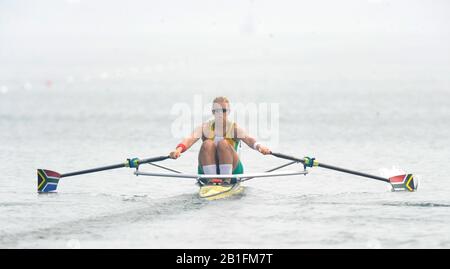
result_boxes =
[1,79,449,248]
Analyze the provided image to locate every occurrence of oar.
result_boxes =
[270,152,417,192]
[37,156,169,193]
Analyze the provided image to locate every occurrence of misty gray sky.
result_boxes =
[0,0,449,82]
[1,0,449,36]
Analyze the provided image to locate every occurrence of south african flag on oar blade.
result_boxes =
[37,169,61,192]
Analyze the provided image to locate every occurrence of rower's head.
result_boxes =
[212,96,230,121]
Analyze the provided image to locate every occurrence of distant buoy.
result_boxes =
[100,72,109,80]
[45,80,53,88]
[23,82,33,90]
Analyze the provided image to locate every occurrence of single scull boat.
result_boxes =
[37,152,417,200]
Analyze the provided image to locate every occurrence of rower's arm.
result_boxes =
[235,125,257,149]
[235,124,271,155]
[175,124,203,152]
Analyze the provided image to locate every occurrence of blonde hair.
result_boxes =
[212,96,230,104]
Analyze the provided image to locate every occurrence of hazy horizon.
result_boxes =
[1,0,449,86]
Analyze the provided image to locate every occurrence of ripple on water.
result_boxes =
[382,202,450,208]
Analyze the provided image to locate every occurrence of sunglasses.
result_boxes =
[212,108,229,113]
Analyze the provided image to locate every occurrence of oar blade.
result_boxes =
[37,169,61,193]
[389,174,417,192]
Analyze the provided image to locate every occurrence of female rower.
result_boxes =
[169,96,271,184]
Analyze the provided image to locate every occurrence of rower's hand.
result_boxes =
[169,148,182,159]
[257,145,271,155]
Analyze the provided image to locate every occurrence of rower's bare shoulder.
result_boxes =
[193,122,211,139]
[233,123,249,138]
[193,122,209,131]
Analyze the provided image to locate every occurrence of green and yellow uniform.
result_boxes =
[198,120,244,175]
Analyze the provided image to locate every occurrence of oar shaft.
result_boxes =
[61,163,126,178]
[270,152,301,163]
[61,156,169,178]
[316,163,389,183]
[138,156,170,165]
[271,152,389,183]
